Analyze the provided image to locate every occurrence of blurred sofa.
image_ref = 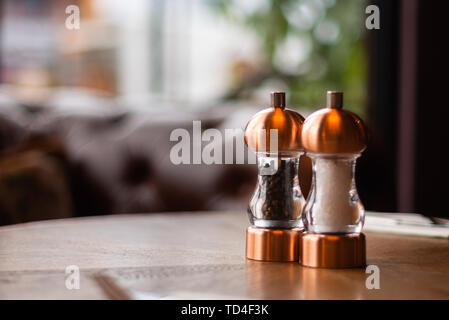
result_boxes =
[0,86,311,225]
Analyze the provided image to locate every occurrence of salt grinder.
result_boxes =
[300,91,367,268]
[244,92,306,262]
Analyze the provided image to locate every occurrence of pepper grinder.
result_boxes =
[300,91,367,268]
[244,92,306,262]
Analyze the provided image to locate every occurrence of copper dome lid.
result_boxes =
[244,92,305,154]
[301,91,367,154]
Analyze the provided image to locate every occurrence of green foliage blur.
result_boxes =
[208,0,367,115]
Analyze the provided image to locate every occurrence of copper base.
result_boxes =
[300,233,366,268]
[246,226,302,262]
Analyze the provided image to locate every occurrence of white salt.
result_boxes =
[312,158,362,233]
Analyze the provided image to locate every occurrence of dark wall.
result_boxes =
[414,1,449,218]
[363,0,449,218]
[359,0,400,212]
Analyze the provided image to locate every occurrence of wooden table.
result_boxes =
[0,211,448,299]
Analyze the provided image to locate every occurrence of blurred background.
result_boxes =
[0,0,448,225]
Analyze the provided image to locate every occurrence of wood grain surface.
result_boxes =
[0,211,448,299]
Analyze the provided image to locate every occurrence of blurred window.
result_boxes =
[0,0,367,113]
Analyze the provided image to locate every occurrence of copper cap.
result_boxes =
[300,233,366,268]
[244,92,305,154]
[301,91,367,154]
[246,226,302,262]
